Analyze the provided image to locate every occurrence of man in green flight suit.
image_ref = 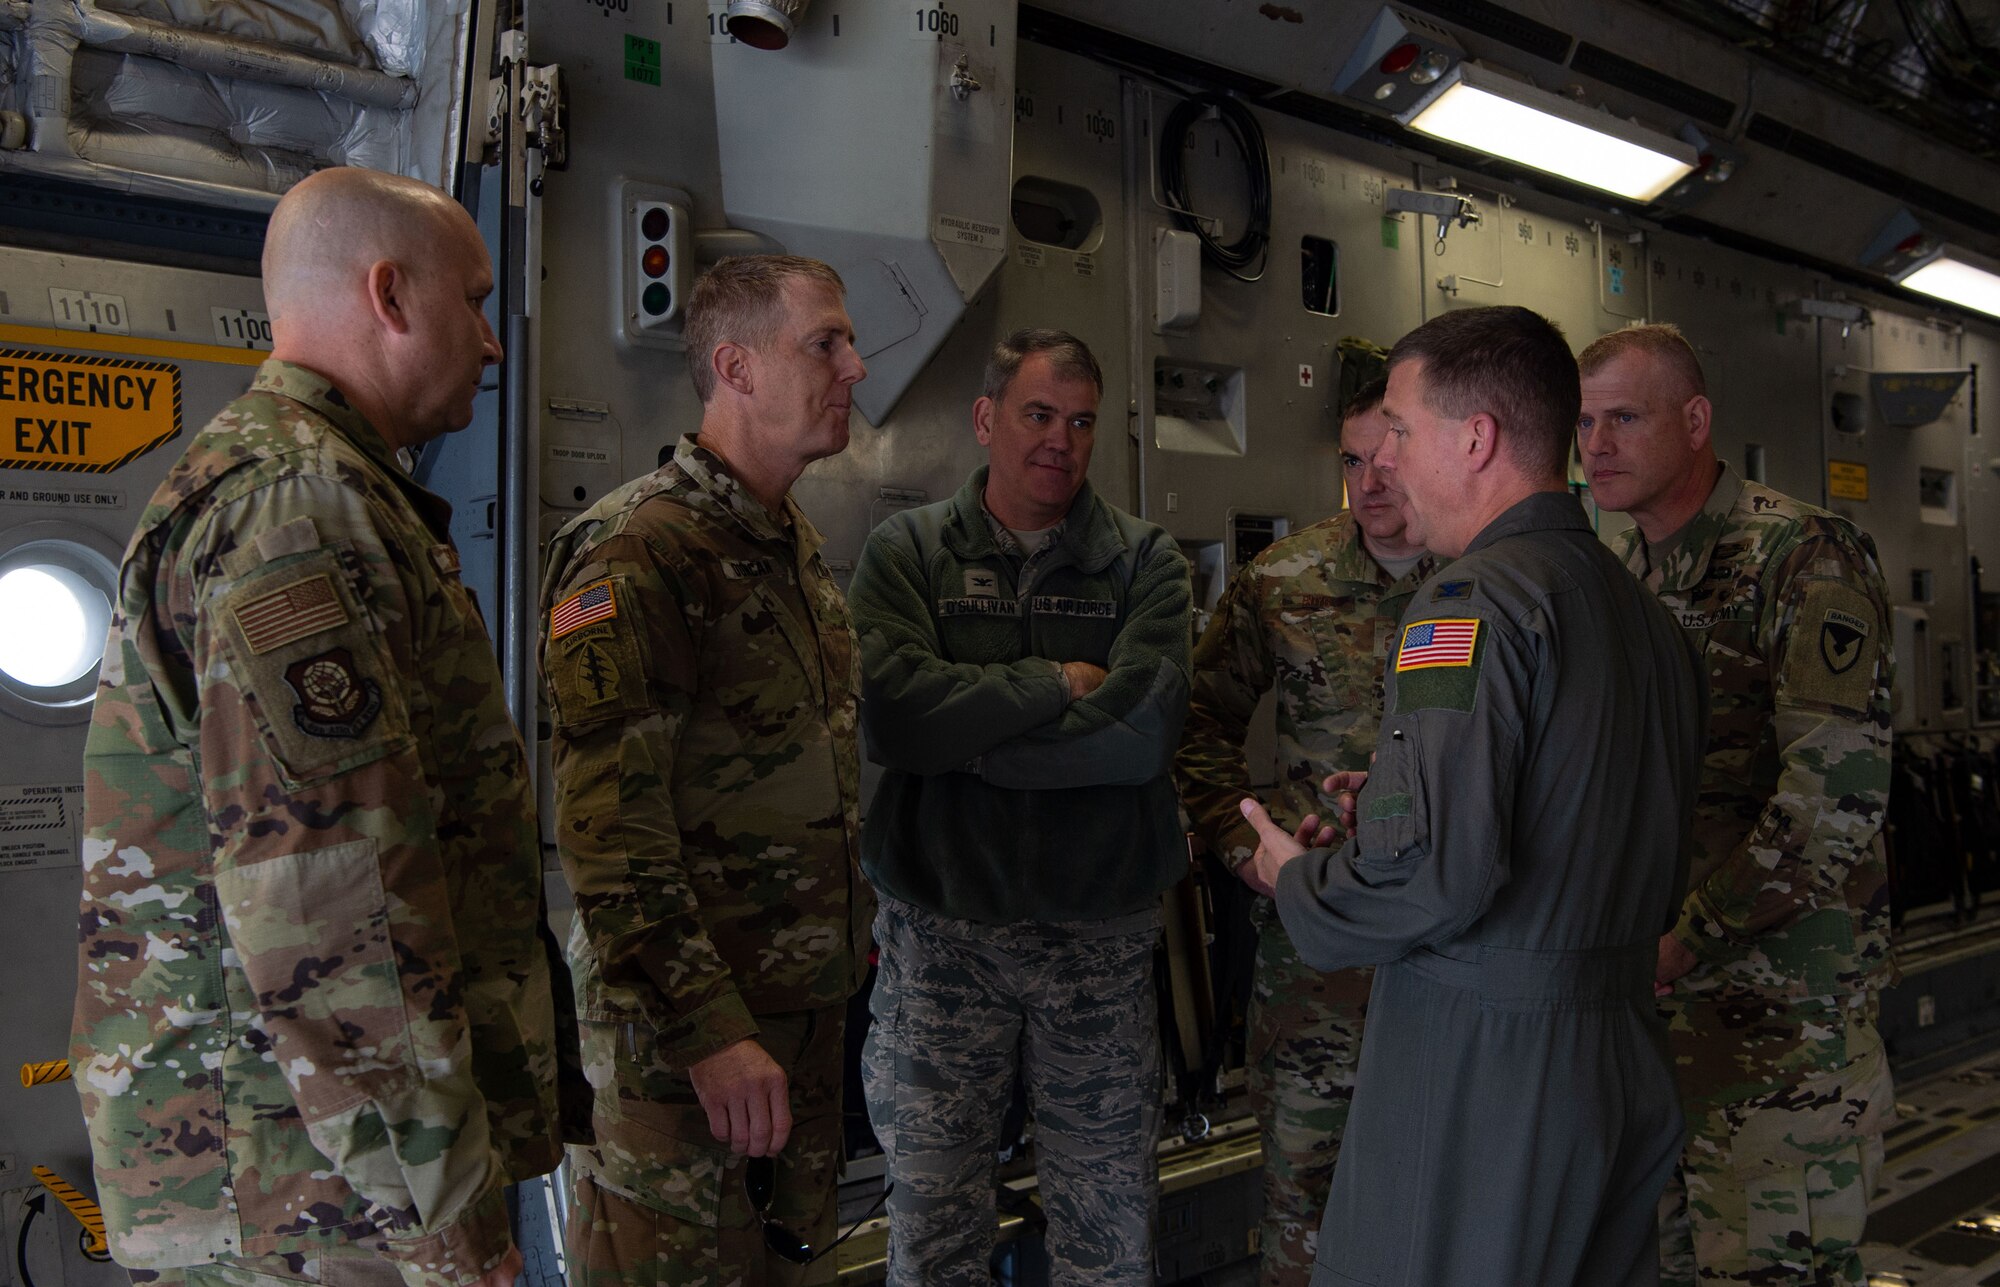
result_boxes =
[1176,377,1430,1286]
[541,255,873,1287]
[75,167,563,1287]
[1245,305,1706,1287]
[1579,323,1896,1286]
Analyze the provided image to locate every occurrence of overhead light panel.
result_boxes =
[1897,256,2000,320]
[1397,64,1698,203]
[1862,209,2000,320]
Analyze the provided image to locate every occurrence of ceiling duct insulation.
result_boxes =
[0,0,474,208]
[712,0,1016,425]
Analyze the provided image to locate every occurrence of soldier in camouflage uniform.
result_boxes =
[73,168,562,1287]
[1175,379,1430,1287]
[541,256,873,1287]
[1579,324,1896,1286]
[850,330,1191,1286]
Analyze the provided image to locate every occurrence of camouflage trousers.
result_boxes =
[565,1006,845,1287]
[133,1239,404,1287]
[1241,902,1370,1287]
[1657,991,1894,1286]
[861,896,1162,1287]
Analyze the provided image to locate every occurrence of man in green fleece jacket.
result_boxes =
[849,328,1192,1286]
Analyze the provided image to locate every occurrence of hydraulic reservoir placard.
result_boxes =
[0,341,182,472]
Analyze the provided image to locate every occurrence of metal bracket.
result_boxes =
[949,53,982,101]
[1385,188,1480,252]
[485,34,566,170]
[520,63,567,169]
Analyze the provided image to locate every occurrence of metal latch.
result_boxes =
[1384,188,1480,253]
[486,32,567,169]
[950,53,982,101]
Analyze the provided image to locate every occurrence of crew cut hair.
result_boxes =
[1576,322,1709,399]
[1341,376,1388,423]
[684,255,846,403]
[981,328,1103,403]
[1386,306,1578,481]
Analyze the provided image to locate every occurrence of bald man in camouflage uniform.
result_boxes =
[75,169,561,1287]
[1579,324,1895,1286]
[1176,380,1430,1287]
[542,256,872,1287]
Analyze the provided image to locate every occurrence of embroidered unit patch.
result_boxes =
[284,648,383,738]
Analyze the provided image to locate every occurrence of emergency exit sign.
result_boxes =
[0,347,182,473]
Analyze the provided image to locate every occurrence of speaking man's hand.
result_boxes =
[1238,799,1334,898]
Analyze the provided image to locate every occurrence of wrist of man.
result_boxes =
[378,1178,510,1287]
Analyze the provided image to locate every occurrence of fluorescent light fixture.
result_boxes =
[1398,64,1698,203]
[1897,255,2000,320]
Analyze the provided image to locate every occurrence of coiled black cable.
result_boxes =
[1157,91,1273,283]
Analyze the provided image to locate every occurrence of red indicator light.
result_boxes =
[640,207,669,240]
[642,245,669,278]
[1379,42,1420,74]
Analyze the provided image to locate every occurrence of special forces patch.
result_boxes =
[284,648,383,737]
[571,638,624,706]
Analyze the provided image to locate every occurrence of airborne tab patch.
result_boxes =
[550,579,618,640]
[1396,619,1480,671]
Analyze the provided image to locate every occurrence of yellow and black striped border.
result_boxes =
[1,341,188,474]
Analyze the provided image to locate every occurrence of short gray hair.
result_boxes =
[981,328,1103,403]
[684,255,845,403]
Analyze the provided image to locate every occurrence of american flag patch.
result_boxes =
[1396,619,1480,671]
[550,580,618,640]
[232,574,350,655]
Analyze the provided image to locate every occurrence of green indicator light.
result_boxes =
[642,283,670,315]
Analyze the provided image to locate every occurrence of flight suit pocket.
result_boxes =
[1355,722,1429,865]
[215,546,412,787]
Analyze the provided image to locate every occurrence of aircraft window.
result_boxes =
[0,566,101,688]
[0,534,118,722]
[1011,176,1104,252]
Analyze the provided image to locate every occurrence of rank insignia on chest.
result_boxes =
[551,579,618,640]
[285,648,383,737]
[964,569,1000,598]
[1396,618,1480,671]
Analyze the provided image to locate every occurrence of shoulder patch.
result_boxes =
[1782,581,1880,712]
[546,574,653,727]
[1392,619,1487,714]
[284,648,383,737]
[232,573,350,655]
[1396,619,1480,671]
[551,579,618,640]
[1431,578,1475,602]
